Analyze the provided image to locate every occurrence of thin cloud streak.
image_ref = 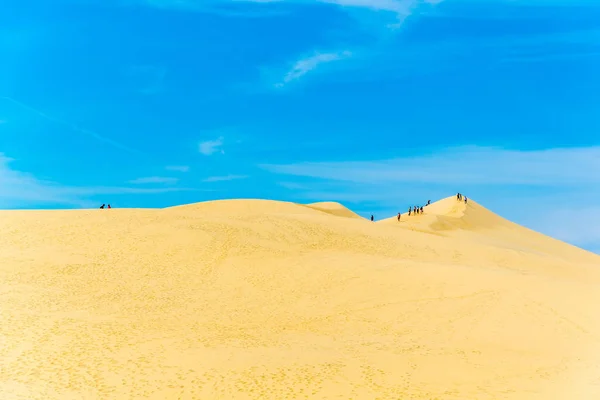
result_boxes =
[132,0,443,16]
[275,51,352,87]
[166,165,190,172]
[202,174,248,182]
[128,176,179,184]
[0,97,142,154]
[261,146,600,186]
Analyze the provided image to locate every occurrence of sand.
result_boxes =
[1,196,600,399]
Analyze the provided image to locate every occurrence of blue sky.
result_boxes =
[1,0,600,253]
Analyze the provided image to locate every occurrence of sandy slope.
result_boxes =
[1,197,600,399]
[304,202,364,220]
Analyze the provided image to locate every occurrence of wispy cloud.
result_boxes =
[128,176,179,184]
[202,174,248,182]
[0,153,192,209]
[0,97,141,154]
[118,0,293,17]
[166,165,190,172]
[324,0,441,24]
[261,146,600,186]
[275,51,352,87]
[528,206,600,253]
[130,0,442,17]
[199,137,225,155]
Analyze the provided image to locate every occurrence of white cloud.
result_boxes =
[0,153,193,209]
[166,165,190,172]
[199,137,225,155]
[323,0,415,15]
[131,0,442,16]
[128,176,179,184]
[261,146,600,186]
[202,174,248,182]
[275,51,352,87]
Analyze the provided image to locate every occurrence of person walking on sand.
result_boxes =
[397,213,401,221]
[420,206,424,214]
[464,197,468,204]
[371,215,374,222]
[408,207,411,216]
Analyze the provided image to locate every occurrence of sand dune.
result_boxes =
[305,201,364,219]
[1,196,600,399]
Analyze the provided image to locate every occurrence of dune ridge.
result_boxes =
[304,201,364,219]
[1,196,599,399]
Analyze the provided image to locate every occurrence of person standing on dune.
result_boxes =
[464,197,468,204]
[408,207,411,216]
[371,215,374,222]
[398,213,401,221]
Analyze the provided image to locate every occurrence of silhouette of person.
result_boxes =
[397,213,401,221]
[427,200,431,205]
[371,215,374,222]
[457,193,460,200]
[464,197,468,204]
[100,204,105,209]
[420,206,424,214]
[107,204,111,209]
[408,207,411,216]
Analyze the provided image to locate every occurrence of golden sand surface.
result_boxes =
[1,196,600,399]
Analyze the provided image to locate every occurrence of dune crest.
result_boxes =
[379,196,599,263]
[305,201,364,219]
[1,196,599,399]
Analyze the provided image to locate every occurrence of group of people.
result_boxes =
[384,199,432,221]
[370,194,467,222]
[406,200,430,219]
[99,204,112,209]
